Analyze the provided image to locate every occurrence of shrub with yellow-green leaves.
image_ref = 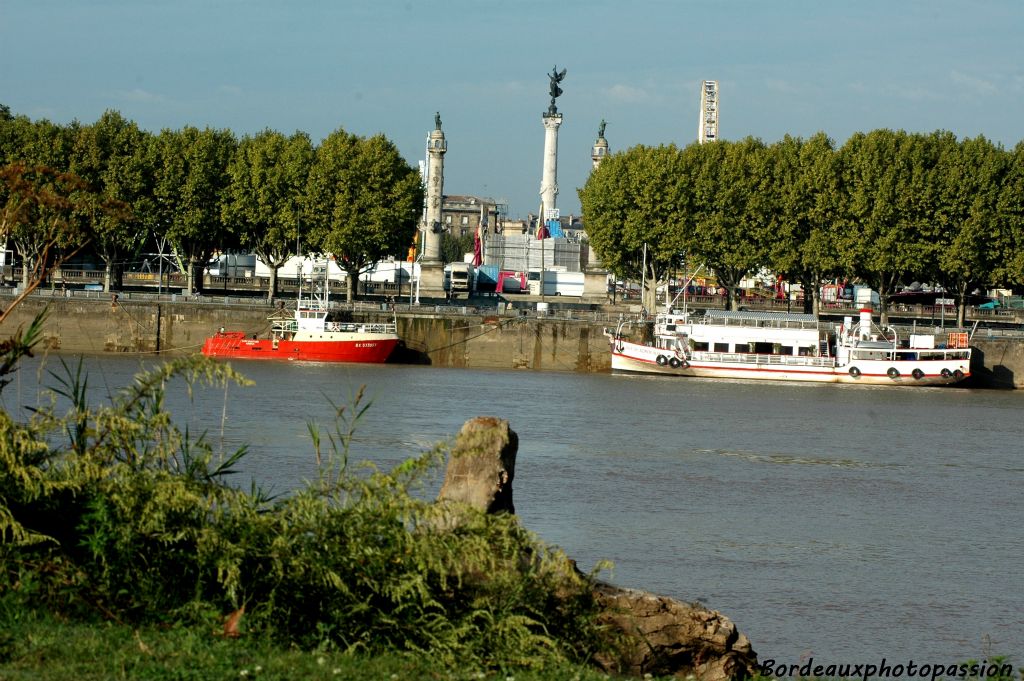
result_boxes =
[1,339,608,671]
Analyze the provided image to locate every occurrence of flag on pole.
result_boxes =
[472,221,483,267]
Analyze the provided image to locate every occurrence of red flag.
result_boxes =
[472,223,482,267]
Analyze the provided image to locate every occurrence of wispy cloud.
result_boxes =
[847,81,941,102]
[765,78,801,95]
[603,83,649,103]
[898,86,943,102]
[949,70,997,95]
[115,88,165,103]
[219,84,243,96]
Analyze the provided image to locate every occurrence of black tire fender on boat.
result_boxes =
[656,355,668,366]
[680,359,690,369]
[887,367,900,379]
[941,368,952,378]
[912,368,925,380]
[669,357,681,369]
[849,366,861,378]
[953,369,964,380]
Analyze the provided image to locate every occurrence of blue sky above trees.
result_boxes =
[2,0,1021,219]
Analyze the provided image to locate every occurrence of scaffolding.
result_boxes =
[483,234,585,272]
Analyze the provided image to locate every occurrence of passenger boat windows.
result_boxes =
[714,342,730,353]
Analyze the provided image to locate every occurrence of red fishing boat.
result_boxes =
[202,283,399,364]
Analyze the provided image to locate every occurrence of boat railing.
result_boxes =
[849,347,971,362]
[271,319,397,334]
[326,322,397,334]
[691,351,834,367]
[691,316,827,331]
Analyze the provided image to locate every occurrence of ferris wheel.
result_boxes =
[698,80,719,144]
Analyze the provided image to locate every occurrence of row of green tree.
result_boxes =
[0,104,423,301]
[579,131,1024,325]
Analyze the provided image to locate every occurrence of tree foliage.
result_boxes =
[994,142,1024,296]
[305,129,423,302]
[151,126,237,294]
[930,135,1009,325]
[687,137,775,311]
[70,110,153,292]
[5,104,1024,310]
[763,133,844,314]
[578,144,689,312]
[223,129,314,299]
[581,130,1024,317]
[440,231,474,266]
[0,163,97,308]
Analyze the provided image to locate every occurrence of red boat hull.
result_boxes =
[201,332,398,363]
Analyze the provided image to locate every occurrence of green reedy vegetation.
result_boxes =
[0,313,614,676]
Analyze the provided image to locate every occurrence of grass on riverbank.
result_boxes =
[0,606,626,681]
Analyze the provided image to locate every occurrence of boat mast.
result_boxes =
[670,263,705,315]
[641,243,647,313]
[323,257,330,308]
[296,215,302,307]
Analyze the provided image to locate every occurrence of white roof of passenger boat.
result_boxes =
[702,309,818,323]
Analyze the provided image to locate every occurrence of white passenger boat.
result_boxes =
[606,308,971,386]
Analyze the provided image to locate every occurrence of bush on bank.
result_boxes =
[0,318,611,673]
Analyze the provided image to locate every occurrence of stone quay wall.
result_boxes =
[2,298,612,374]
[4,297,1022,387]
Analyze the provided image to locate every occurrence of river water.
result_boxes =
[4,355,1022,668]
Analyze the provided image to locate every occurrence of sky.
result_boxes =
[2,0,1022,220]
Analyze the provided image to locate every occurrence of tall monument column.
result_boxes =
[422,112,446,263]
[419,112,447,295]
[539,66,567,226]
[583,119,610,301]
[539,113,562,218]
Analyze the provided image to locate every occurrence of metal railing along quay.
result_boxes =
[3,285,1023,337]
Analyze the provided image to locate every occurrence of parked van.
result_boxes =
[526,270,584,296]
[445,262,474,298]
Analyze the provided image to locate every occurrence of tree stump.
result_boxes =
[436,416,517,515]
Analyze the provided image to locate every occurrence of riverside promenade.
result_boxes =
[3,289,1023,388]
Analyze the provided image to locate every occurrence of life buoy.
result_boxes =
[940,368,952,378]
[953,369,964,380]
[912,368,924,380]
[656,355,668,366]
[887,367,900,379]
[849,366,861,378]
[669,357,681,369]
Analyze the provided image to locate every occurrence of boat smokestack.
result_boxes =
[859,309,873,340]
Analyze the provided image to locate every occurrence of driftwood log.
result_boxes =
[437,416,760,680]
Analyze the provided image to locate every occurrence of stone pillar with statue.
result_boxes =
[583,119,611,301]
[419,112,448,296]
[539,66,566,226]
